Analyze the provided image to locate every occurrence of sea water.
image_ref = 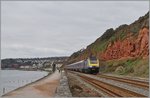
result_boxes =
[0,70,49,96]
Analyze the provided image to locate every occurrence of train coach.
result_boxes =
[65,56,99,74]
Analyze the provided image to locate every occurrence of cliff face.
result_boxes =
[66,12,149,77]
[101,27,149,60]
[67,12,149,64]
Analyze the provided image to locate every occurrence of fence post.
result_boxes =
[3,88,5,94]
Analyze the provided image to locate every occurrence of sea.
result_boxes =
[0,70,49,96]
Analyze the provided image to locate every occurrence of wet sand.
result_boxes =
[2,71,61,98]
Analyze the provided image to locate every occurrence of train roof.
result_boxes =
[67,60,84,66]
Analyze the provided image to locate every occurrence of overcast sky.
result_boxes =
[1,1,149,59]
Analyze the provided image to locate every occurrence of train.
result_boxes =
[65,56,99,74]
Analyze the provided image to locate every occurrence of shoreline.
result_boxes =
[1,71,51,97]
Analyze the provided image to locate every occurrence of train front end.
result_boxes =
[87,57,99,74]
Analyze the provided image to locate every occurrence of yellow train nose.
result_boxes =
[89,64,99,67]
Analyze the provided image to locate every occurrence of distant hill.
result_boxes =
[67,12,149,78]
[1,56,68,69]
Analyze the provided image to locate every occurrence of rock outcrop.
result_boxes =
[101,27,149,60]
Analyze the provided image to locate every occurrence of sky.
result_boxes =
[1,1,149,59]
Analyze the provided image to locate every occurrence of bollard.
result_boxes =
[3,88,5,94]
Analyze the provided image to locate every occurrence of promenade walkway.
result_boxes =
[2,71,61,98]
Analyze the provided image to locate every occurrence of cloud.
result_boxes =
[1,1,149,59]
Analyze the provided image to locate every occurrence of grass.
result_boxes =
[92,31,127,53]
[101,57,149,78]
[94,41,109,52]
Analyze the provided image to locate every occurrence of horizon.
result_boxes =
[1,56,69,60]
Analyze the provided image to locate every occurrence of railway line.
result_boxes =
[68,71,148,97]
[97,74,149,89]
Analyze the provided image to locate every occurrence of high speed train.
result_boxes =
[65,56,99,74]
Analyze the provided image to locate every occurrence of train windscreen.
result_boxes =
[89,57,98,64]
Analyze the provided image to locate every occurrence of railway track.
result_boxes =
[68,71,147,97]
[97,74,149,89]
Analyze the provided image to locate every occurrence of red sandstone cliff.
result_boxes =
[67,12,149,64]
[101,27,149,60]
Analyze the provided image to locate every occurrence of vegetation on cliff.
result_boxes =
[67,12,149,78]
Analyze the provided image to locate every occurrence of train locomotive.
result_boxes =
[66,56,99,74]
